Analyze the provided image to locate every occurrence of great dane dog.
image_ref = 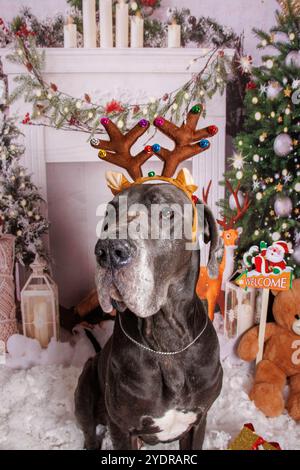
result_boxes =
[74,180,223,450]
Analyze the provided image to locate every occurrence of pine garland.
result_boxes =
[4,19,234,136]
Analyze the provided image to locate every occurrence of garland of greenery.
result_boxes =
[4,34,227,136]
[1,17,242,137]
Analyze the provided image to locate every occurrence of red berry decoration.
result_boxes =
[22,112,31,125]
[50,83,58,92]
[207,125,218,136]
[192,195,199,204]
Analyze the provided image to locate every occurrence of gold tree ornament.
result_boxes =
[277,0,300,15]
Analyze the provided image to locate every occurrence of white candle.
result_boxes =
[99,0,113,48]
[64,16,77,48]
[82,0,97,48]
[130,13,144,48]
[116,0,129,48]
[33,301,49,348]
[168,21,181,48]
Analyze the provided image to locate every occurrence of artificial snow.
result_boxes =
[0,316,299,450]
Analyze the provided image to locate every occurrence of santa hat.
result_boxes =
[272,240,289,254]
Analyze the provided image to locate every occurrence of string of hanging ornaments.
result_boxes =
[0,12,248,138]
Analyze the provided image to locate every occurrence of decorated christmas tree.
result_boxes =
[219,0,300,278]
[0,116,49,265]
[0,62,49,265]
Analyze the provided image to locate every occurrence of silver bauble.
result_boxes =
[293,245,300,265]
[274,196,293,217]
[285,50,300,68]
[229,191,244,211]
[273,133,293,157]
[266,81,282,100]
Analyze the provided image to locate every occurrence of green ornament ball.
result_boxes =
[191,104,202,114]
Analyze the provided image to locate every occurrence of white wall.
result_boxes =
[0,0,279,62]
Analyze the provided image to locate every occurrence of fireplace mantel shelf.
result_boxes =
[2,47,234,74]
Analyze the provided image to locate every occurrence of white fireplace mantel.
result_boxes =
[1,48,234,306]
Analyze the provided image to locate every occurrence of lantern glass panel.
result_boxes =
[21,262,59,348]
[225,275,259,339]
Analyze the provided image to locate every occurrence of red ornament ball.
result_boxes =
[207,125,218,136]
[246,81,256,90]
[144,145,153,154]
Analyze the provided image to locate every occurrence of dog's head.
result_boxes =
[95,182,219,318]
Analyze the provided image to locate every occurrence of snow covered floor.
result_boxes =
[0,318,299,450]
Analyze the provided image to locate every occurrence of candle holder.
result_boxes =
[21,255,60,348]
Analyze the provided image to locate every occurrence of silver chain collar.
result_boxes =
[118,314,208,356]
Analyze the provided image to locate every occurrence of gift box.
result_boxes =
[228,423,281,450]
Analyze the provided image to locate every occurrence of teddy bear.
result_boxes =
[237,278,300,420]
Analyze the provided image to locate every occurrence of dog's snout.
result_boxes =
[95,239,133,269]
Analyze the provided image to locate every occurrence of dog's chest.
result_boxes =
[146,409,197,442]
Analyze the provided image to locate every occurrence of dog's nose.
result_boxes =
[95,239,133,269]
[109,240,133,268]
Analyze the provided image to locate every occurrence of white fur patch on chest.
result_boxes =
[152,409,197,442]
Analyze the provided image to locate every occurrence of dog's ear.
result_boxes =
[203,204,220,279]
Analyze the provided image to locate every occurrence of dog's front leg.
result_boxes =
[109,421,139,450]
[75,356,106,450]
[179,414,207,450]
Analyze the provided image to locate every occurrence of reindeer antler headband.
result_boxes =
[90,104,218,241]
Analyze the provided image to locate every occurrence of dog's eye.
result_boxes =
[161,207,174,220]
[295,314,300,320]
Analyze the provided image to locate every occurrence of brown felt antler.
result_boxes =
[217,180,250,230]
[152,104,218,177]
[90,118,153,181]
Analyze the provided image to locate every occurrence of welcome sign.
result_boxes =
[238,240,293,292]
[236,270,292,291]
[237,241,293,363]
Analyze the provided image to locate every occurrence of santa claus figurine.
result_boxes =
[253,240,290,275]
